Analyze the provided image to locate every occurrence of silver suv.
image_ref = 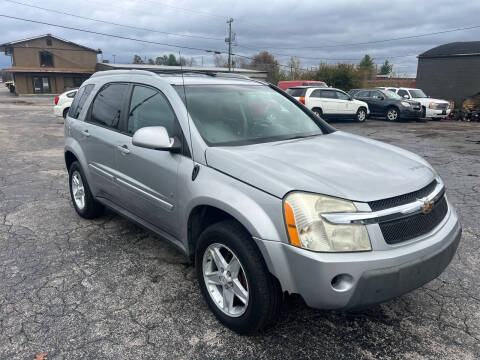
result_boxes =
[64,70,461,334]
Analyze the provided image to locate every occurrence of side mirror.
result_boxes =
[378,96,384,100]
[403,94,410,99]
[132,126,181,152]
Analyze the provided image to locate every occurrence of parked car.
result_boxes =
[347,88,363,97]
[286,86,369,122]
[353,88,423,121]
[379,87,451,120]
[278,80,327,91]
[54,89,77,118]
[65,70,461,334]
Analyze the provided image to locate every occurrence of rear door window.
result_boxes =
[371,91,383,99]
[89,83,130,129]
[355,90,370,98]
[319,90,337,99]
[68,84,94,119]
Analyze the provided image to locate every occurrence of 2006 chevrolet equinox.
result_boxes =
[64,69,461,334]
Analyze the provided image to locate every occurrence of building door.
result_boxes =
[32,77,51,93]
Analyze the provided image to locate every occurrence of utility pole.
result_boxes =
[225,18,233,71]
[112,54,116,64]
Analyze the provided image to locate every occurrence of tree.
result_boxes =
[133,55,144,64]
[379,60,393,75]
[313,63,363,91]
[250,51,281,84]
[358,54,374,70]
[155,55,168,65]
[167,54,179,66]
[147,58,155,65]
[287,57,302,80]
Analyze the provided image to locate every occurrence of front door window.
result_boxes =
[32,77,51,93]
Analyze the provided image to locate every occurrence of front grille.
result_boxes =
[369,180,438,211]
[413,105,421,110]
[379,195,448,245]
[436,103,449,110]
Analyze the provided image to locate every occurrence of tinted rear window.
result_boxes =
[286,88,307,97]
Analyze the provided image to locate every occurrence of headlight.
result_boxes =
[429,102,437,109]
[401,101,411,107]
[284,192,371,252]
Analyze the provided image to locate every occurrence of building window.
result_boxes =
[39,51,53,67]
[46,37,52,46]
[32,77,51,93]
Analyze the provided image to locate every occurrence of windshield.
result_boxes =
[175,84,325,146]
[383,90,403,100]
[409,89,427,98]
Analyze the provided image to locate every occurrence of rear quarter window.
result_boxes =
[286,88,307,97]
[68,84,94,119]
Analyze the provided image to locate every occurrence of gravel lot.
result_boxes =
[1,86,479,359]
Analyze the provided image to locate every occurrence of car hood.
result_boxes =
[412,97,449,105]
[205,131,436,201]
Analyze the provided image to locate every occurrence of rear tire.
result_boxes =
[68,161,104,219]
[356,107,367,122]
[63,107,69,118]
[195,220,282,334]
[312,108,323,118]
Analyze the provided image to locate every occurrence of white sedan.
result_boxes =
[53,89,77,118]
[287,86,370,122]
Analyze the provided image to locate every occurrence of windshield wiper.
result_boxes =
[283,133,321,141]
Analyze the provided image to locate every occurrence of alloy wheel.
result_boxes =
[202,243,249,317]
[357,109,366,122]
[387,109,398,121]
[71,171,85,210]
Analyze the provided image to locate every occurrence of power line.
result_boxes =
[0,14,226,53]
[236,23,480,51]
[4,0,224,41]
[0,13,414,73]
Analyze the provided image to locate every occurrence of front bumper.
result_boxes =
[399,107,422,119]
[426,108,451,119]
[254,202,461,310]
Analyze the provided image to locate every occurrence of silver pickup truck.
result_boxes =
[64,70,461,334]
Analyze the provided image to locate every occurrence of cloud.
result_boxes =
[1,0,480,76]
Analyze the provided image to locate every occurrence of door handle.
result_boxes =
[116,145,131,155]
[82,129,90,137]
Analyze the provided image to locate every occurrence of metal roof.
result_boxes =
[0,34,102,54]
[419,41,480,58]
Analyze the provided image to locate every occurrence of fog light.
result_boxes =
[331,274,354,292]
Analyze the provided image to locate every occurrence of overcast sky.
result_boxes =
[1,0,480,76]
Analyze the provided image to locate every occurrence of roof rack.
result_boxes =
[149,69,251,80]
[91,69,156,78]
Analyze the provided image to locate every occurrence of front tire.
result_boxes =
[68,161,103,219]
[196,220,282,334]
[386,107,399,122]
[63,107,69,118]
[356,107,367,122]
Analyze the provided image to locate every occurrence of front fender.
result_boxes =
[179,164,287,248]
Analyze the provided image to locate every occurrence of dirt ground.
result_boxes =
[1,86,479,359]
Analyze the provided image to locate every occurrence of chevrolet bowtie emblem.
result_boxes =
[421,199,435,214]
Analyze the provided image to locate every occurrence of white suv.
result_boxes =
[379,87,450,120]
[54,89,77,118]
[287,86,369,122]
